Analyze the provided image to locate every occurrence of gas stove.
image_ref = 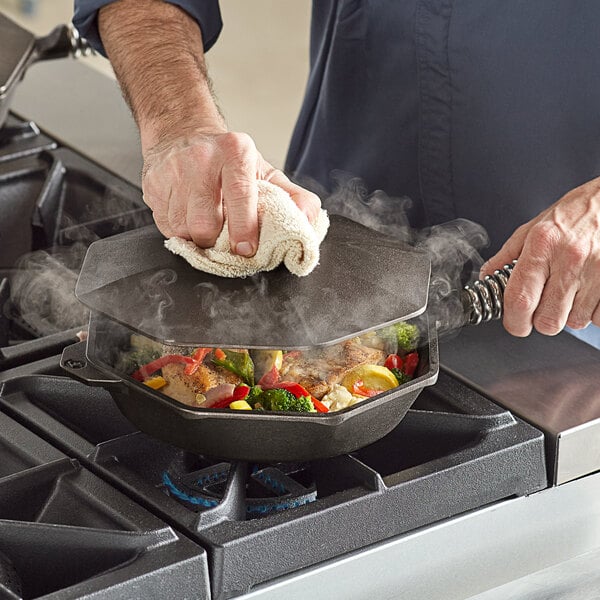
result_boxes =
[2,57,600,600]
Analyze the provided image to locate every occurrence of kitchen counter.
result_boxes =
[12,57,143,187]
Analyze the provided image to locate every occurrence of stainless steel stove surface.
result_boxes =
[2,58,600,600]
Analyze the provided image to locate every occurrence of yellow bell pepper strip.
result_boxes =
[229,400,252,410]
[132,354,194,381]
[143,376,167,390]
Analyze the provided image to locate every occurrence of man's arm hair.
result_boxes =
[99,0,226,152]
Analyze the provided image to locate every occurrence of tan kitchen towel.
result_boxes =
[164,180,329,277]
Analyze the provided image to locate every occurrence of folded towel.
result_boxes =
[164,180,329,277]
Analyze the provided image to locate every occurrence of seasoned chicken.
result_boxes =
[279,340,386,399]
[161,363,242,406]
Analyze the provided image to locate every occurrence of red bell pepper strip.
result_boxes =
[132,354,193,381]
[258,364,280,387]
[384,354,404,371]
[310,397,329,413]
[183,348,211,376]
[211,385,251,409]
[271,381,310,398]
[403,352,419,377]
[351,380,379,398]
[214,348,226,361]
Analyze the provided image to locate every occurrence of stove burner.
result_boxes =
[161,462,317,518]
[0,120,40,147]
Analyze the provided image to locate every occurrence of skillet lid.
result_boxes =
[76,216,430,349]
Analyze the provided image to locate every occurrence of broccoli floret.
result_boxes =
[379,322,419,353]
[391,368,412,385]
[393,322,419,351]
[250,388,315,412]
[117,348,161,373]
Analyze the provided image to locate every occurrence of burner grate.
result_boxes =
[161,462,318,517]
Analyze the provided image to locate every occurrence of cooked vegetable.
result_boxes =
[212,349,255,386]
[249,388,315,412]
[132,354,194,381]
[209,384,250,409]
[403,352,419,377]
[321,384,364,411]
[118,347,161,374]
[184,348,211,376]
[384,354,403,371]
[229,400,252,410]
[310,397,329,413]
[341,364,399,396]
[252,350,283,379]
[122,322,421,413]
[390,368,412,385]
[143,376,167,390]
[379,322,419,352]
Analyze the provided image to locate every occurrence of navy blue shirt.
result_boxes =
[74,0,600,258]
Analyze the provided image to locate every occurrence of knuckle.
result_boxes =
[504,287,537,313]
[220,132,255,158]
[532,312,563,335]
[529,222,560,254]
[564,240,588,266]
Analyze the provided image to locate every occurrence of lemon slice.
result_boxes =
[341,365,399,394]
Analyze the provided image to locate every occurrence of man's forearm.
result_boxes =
[99,0,226,152]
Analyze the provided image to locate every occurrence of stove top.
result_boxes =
[0,115,549,599]
[0,115,152,368]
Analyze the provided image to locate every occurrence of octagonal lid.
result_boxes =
[76,216,430,349]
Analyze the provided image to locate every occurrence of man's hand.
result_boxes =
[99,0,319,257]
[142,132,320,256]
[481,177,600,336]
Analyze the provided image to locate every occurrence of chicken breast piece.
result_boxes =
[161,363,242,407]
[279,340,386,399]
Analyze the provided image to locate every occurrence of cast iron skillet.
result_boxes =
[60,215,438,462]
[61,313,438,463]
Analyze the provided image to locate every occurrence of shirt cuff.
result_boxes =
[73,0,223,57]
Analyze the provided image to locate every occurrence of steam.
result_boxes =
[321,172,489,336]
[10,244,90,336]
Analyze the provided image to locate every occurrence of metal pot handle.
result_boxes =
[60,341,122,386]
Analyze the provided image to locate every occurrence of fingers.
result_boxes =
[501,219,593,336]
[220,133,259,256]
[142,132,319,258]
[266,169,322,224]
[480,222,529,278]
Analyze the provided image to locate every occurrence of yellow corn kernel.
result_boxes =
[229,400,252,410]
[143,376,167,390]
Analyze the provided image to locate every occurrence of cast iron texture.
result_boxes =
[60,312,438,463]
[0,370,548,600]
[0,407,209,599]
[75,215,431,349]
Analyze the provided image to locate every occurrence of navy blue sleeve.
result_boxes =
[73,0,222,56]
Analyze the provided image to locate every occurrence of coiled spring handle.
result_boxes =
[461,260,517,325]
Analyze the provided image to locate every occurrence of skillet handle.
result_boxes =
[61,341,122,386]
